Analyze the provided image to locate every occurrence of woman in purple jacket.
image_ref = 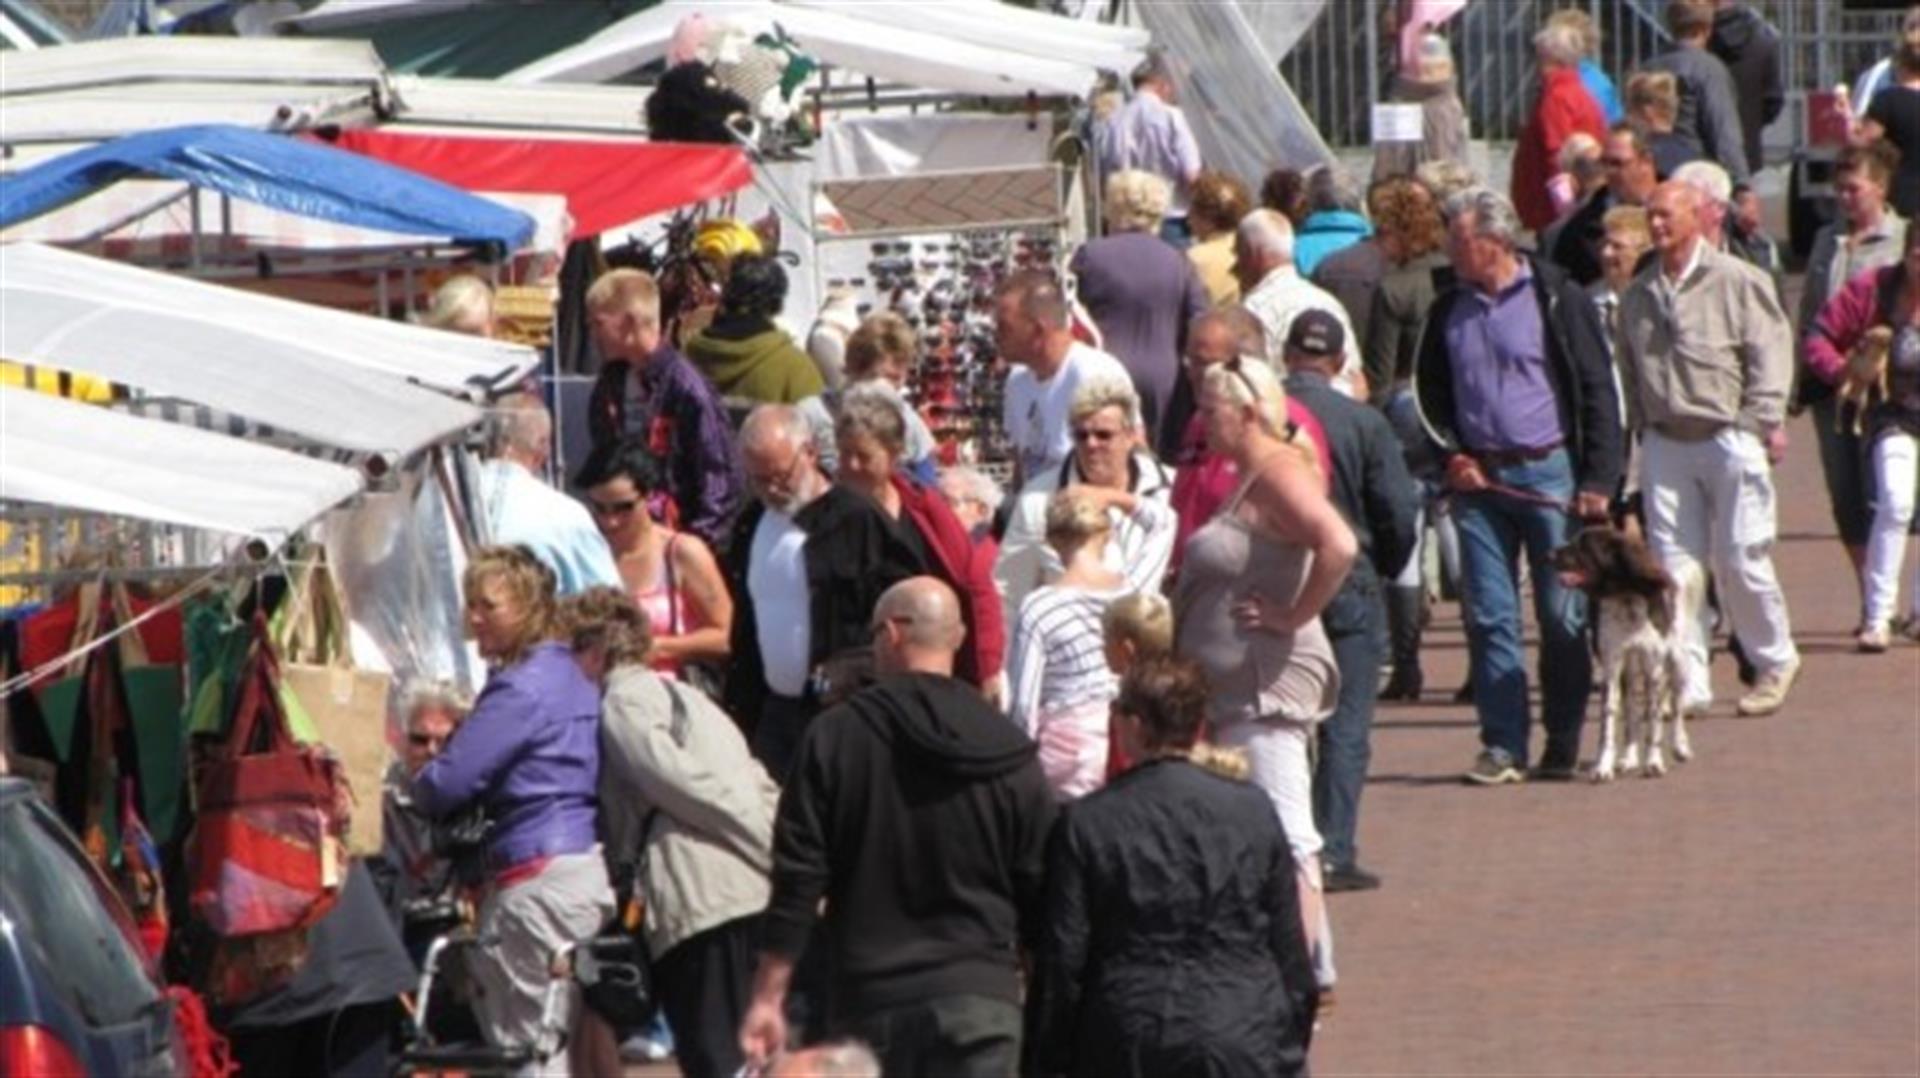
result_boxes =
[415,545,614,1072]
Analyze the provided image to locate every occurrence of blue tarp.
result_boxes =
[0,123,536,252]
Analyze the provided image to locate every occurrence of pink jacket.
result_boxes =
[1805,264,1897,386]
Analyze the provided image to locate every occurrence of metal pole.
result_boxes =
[1366,0,1380,125]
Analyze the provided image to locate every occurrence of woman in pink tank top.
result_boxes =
[576,438,732,675]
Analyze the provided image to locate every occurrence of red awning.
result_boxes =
[324,130,752,240]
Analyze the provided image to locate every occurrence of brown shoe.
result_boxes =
[1736,656,1801,717]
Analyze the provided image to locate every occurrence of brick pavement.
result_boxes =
[1312,410,1920,1075]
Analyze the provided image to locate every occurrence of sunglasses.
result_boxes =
[1071,425,1124,444]
[588,497,641,517]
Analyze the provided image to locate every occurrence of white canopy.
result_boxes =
[1,243,536,398]
[505,0,1142,99]
[0,244,502,457]
[0,36,390,97]
[0,386,364,539]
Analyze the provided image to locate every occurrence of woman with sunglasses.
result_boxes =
[1173,354,1355,995]
[994,375,1176,623]
[573,438,732,680]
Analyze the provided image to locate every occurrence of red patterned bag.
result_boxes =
[187,616,347,939]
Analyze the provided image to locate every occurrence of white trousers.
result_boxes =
[472,850,616,1076]
[1865,429,1920,627]
[1641,429,1799,704]
[1215,718,1335,987]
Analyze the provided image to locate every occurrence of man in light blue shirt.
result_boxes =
[1098,52,1203,244]
[479,392,621,595]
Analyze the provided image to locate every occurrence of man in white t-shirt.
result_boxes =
[1236,209,1369,401]
[995,270,1136,490]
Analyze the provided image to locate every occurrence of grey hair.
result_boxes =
[1533,22,1585,67]
[1672,160,1732,207]
[1235,208,1295,266]
[1414,158,1479,202]
[1191,306,1268,362]
[1068,373,1141,429]
[1443,186,1523,249]
[398,678,473,725]
[741,403,813,453]
[491,391,551,458]
[1306,165,1364,215]
[938,465,1004,517]
[834,386,908,456]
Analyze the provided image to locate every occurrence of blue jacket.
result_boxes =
[1295,210,1373,278]
[1579,58,1624,125]
[415,642,602,872]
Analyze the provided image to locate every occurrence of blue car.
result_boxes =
[0,776,184,1076]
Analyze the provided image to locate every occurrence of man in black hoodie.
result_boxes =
[740,577,1055,1077]
[1707,0,1785,177]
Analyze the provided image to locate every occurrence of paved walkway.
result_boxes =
[1313,411,1920,1075]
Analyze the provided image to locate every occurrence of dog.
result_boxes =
[1838,325,1892,436]
[1551,528,1691,782]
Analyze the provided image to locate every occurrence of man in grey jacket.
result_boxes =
[1644,0,1750,182]
[1614,181,1800,718]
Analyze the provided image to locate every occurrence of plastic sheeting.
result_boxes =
[1134,1,1333,181]
[0,244,487,457]
[1,385,364,539]
[505,0,1125,99]
[326,129,752,239]
[0,124,536,253]
[817,113,1053,181]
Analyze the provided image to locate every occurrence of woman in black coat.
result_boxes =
[1027,656,1320,1077]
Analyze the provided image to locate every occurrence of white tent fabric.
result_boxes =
[0,83,383,145]
[504,0,1132,99]
[0,244,494,457]
[795,0,1147,79]
[0,386,363,538]
[0,244,537,398]
[0,36,390,96]
[386,77,650,138]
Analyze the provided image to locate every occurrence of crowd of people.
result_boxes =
[366,3,1920,1075]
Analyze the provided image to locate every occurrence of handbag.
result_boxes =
[272,554,394,856]
[188,615,348,939]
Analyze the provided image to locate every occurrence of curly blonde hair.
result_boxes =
[1104,169,1173,233]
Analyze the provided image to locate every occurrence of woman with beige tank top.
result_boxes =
[1173,354,1356,994]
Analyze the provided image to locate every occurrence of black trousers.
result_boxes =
[836,994,1022,1078]
[228,1000,398,1078]
[653,915,759,1078]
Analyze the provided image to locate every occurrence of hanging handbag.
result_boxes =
[187,614,348,939]
[271,554,393,856]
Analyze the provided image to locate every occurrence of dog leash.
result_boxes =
[1444,480,1579,516]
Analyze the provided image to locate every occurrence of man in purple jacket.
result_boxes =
[586,268,745,551]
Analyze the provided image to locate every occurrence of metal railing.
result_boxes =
[1279,0,1912,149]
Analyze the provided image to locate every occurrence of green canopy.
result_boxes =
[300,0,651,79]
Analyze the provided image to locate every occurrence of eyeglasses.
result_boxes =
[1071,425,1124,444]
[588,497,641,517]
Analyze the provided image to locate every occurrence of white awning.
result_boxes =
[0,37,390,97]
[385,77,651,138]
[505,0,1130,99]
[0,386,363,539]
[0,83,382,145]
[0,243,537,400]
[0,244,508,457]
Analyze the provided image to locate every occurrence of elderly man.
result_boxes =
[724,405,923,778]
[1415,188,1623,785]
[478,393,621,595]
[739,577,1054,1077]
[1644,0,1750,181]
[1282,311,1418,891]
[995,376,1177,621]
[1673,160,1783,290]
[1550,123,1662,287]
[586,268,744,550]
[1236,208,1366,398]
[1615,181,1799,717]
[995,270,1135,489]
[1098,50,1203,244]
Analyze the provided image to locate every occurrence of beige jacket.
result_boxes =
[1614,241,1793,440]
[599,666,777,957]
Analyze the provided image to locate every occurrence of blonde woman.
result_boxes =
[421,273,496,337]
[1173,356,1355,992]
[1006,489,1134,800]
[413,546,614,1074]
[1071,168,1210,445]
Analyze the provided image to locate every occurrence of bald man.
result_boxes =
[1616,180,1798,717]
[741,577,1054,1078]
[724,405,924,778]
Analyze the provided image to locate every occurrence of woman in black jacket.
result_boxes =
[1027,657,1320,1077]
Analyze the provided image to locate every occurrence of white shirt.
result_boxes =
[1003,341,1135,483]
[478,460,621,596]
[747,508,811,697]
[1242,266,1365,396]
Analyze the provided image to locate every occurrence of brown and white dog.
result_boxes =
[1552,528,1692,781]
[1838,325,1893,436]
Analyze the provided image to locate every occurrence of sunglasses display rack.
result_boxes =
[822,228,1061,482]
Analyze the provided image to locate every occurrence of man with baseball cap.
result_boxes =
[1283,308,1419,891]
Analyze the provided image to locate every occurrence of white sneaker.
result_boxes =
[1858,624,1892,653]
[1737,656,1801,717]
